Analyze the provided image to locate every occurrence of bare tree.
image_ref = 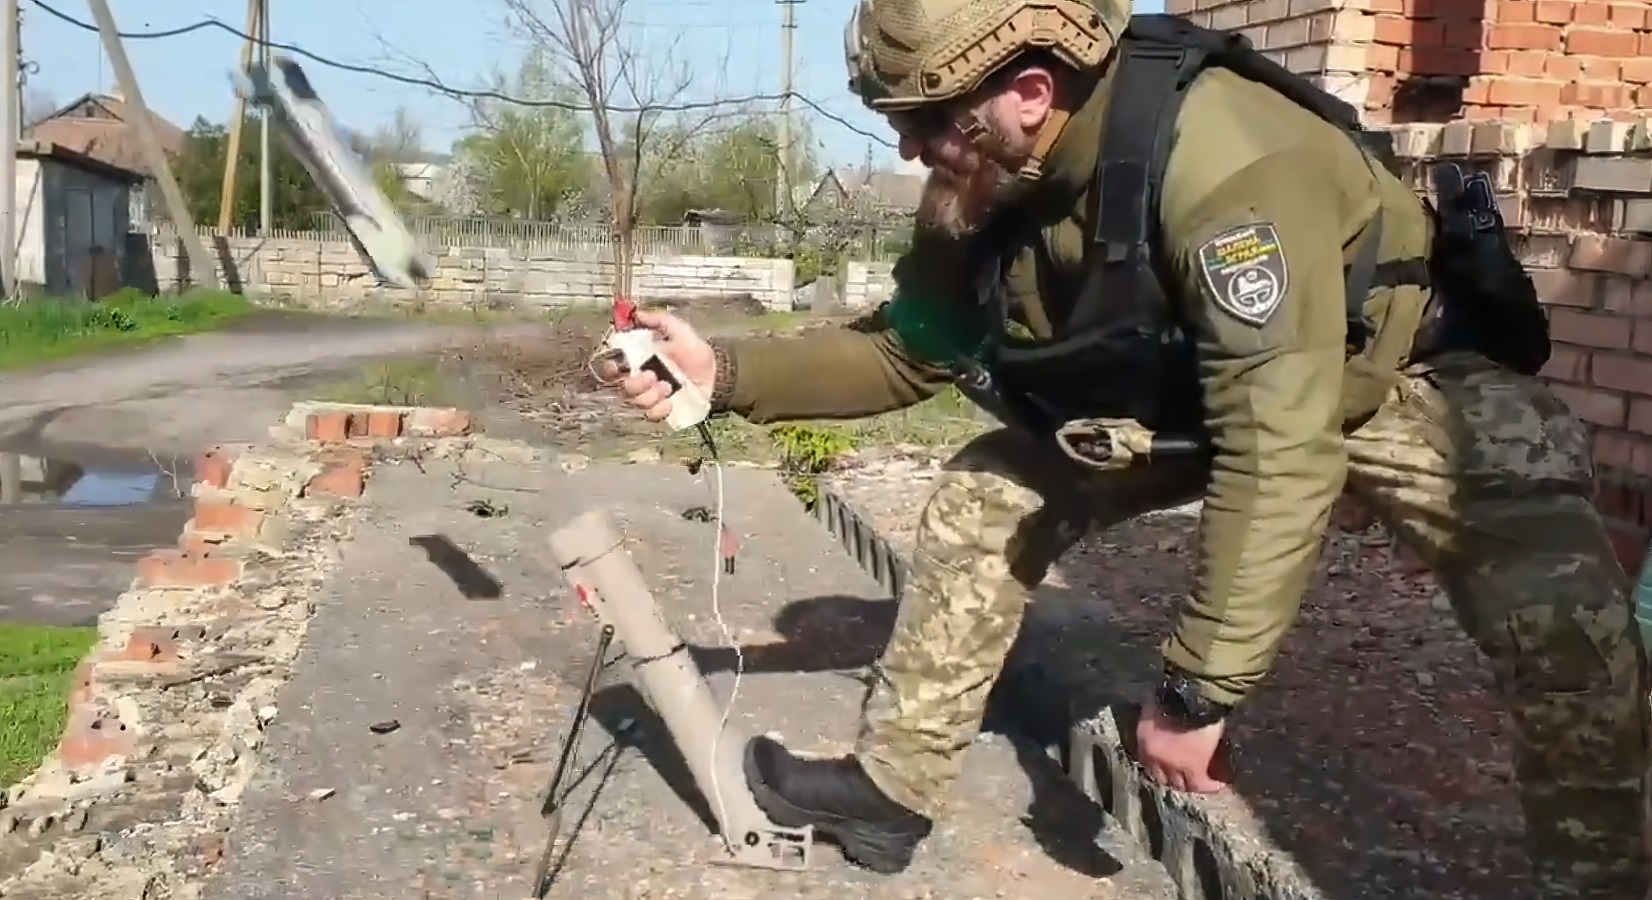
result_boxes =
[499,0,737,299]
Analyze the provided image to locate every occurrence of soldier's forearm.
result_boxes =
[714,331,949,425]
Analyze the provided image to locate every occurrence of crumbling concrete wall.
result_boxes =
[0,402,480,897]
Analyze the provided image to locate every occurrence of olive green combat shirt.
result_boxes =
[713,66,1436,707]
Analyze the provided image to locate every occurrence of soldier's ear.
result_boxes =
[1004,65,1057,132]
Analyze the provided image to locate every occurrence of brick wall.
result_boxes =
[1169,0,1652,124]
[146,229,797,312]
[1379,118,1652,569]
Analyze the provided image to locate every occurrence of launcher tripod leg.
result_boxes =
[547,509,814,871]
[531,624,615,898]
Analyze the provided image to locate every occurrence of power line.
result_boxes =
[27,0,894,146]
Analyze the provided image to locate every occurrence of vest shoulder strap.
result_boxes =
[1076,14,1408,341]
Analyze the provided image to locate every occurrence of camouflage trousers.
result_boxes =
[853,351,1650,898]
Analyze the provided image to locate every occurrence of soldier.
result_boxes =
[599,0,1650,894]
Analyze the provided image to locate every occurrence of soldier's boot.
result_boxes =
[743,735,933,874]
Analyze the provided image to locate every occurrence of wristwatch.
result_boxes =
[1154,669,1234,729]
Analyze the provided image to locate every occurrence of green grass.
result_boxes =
[0,623,99,788]
[0,288,257,370]
[313,358,452,406]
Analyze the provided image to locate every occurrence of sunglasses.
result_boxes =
[884,107,959,141]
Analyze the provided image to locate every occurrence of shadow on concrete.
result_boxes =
[584,682,720,835]
[408,534,505,599]
[684,592,1139,882]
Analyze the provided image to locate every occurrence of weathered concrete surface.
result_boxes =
[209,455,1177,899]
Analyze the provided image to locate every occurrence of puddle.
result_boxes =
[0,451,182,507]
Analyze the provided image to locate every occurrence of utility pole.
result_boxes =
[218,0,261,234]
[775,0,801,218]
[257,0,271,234]
[1,0,18,301]
[86,0,217,289]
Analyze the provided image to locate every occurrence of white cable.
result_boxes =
[703,455,741,852]
[588,335,742,852]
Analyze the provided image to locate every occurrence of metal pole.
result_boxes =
[218,0,261,235]
[85,0,217,289]
[1,0,18,301]
[258,0,271,235]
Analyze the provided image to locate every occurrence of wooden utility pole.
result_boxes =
[86,0,217,288]
[1,0,18,301]
[217,0,261,234]
[775,0,801,217]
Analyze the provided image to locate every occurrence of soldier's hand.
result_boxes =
[1136,699,1233,794]
[594,310,717,423]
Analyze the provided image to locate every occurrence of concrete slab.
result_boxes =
[208,453,1176,899]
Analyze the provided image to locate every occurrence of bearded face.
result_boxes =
[895,103,1035,239]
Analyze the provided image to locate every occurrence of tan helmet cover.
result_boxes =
[844,0,1129,111]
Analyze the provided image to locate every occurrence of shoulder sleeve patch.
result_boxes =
[1196,222,1289,328]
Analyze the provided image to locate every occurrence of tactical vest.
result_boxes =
[976,14,1430,436]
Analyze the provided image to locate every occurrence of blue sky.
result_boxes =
[26,0,1161,169]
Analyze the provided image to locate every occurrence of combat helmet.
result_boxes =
[844,0,1129,176]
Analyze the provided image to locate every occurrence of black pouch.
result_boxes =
[1431,163,1551,376]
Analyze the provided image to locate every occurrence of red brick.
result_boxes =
[1540,343,1589,382]
[366,411,404,438]
[407,407,476,437]
[1594,473,1645,521]
[1487,22,1562,49]
[305,462,366,499]
[1635,320,1652,355]
[1605,1,1641,27]
[136,550,242,588]
[1567,27,1641,57]
[307,412,349,443]
[58,711,137,775]
[1542,54,1584,81]
[1477,75,1564,106]
[1530,268,1600,307]
[1599,432,1643,471]
[179,531,225,555]
[1630,399,1652,437]
[192,498,263,538]
[1498,0,1536,22]
[1552,383,1628,427]
[113,626,187,665]
[1569,235,1652,276]
[345,414,371,439]
[1621,58,1652,86]
[1550,309,1631,350]
[1532,0,1571,22]
[1442,21,1484,49]
[67,660,94,709]
[1562,81,1635,109]
[194,446,237,490]
[1372,13,1410,44]
[1594,353,1652,396]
